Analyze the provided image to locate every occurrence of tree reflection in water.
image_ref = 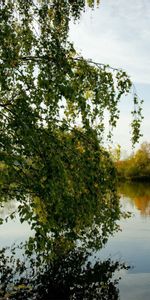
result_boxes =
[0,190,130,299]
[0,246,129,300]
[119,181,150,216]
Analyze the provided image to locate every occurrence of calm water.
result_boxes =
[0,182,150,299]
[99,182,150,299]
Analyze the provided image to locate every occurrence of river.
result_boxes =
[98,181,150,299]
[0,181,150,299]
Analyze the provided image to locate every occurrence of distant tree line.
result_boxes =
[116,142,150,181]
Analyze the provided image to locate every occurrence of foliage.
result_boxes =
[116,142,150,181]
[1,0,142,168]
[0,1,141,297]
[0,0,138,248]
[0,135,121,256]
[109,144,121,162]
[0,0,142,231]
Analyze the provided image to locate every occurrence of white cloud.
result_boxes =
[69,2,150,152]
[69,0,150,84]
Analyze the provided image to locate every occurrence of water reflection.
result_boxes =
[0,246,129,300]
[119,182,150,216]
[0,185,127,299]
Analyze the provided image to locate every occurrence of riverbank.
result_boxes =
[115,142,150,182]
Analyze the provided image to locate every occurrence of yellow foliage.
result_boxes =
[87,0,100,8]
[84,90,93,99]
[76,141,85,154]
[33,196,47,224]
[0,162,7,170]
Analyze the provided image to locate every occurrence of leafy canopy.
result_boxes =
[0,2,138,297]
[1,0,142,149]
[0,0,142,251]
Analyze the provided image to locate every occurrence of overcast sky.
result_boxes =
[69,0,150,154]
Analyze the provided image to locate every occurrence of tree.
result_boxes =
[116,142,150,180]
[109,144,121,162]
[0,1,140,296]
[0,0,143,270]
[0,0,143,250]
[0,1,142,183]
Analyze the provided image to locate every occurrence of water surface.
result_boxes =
[99,182,150,299]
[0,181,150,299]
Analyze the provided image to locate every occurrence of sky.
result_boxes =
[69,0,150,155]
